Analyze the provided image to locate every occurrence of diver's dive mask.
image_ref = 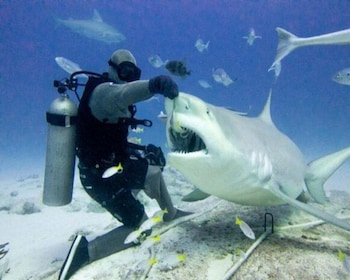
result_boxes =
[108,60,141,82]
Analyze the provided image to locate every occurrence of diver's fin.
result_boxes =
[305,147,350,204]
[89,225,137,261]
[271,184,350,231]
[182,188,211,202]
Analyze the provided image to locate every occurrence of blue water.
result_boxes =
[1,1,350,189]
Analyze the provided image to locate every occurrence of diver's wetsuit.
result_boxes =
[75,75,177,261]
[76,75,149,227]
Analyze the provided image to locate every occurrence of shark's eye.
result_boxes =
[206,108,210,115]
[185,105,189,110]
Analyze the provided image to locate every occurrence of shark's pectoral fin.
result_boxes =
[270,184,350,231]
[182,188,211,202]
[296,191,309,203]
[305,147,350,204]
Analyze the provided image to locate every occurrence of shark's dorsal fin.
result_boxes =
[258,89,273,125]
[92,9,103,22]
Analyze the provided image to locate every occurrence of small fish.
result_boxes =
[141,234,162,250]
[124,229,143,244]
[237,248,247,259]
[158,111,167,123]
[139,209,168,232]
[212,68,236,86]
[128,137,142,145]
[148,54,167,68]
[102,162,123,178]
[243,28,262,46]
[148,258,158,265]
[332,68,350,85]
[158,252,186,271]
[195,38,210,52]
[165,60,191,78]
[131,127,144,133]
[338,250,350,273]
[146,96,160,103]
[235,216,256,240]
[198,79,212,89]
[55,57,88,78]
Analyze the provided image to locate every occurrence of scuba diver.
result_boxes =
[59,49,190,279]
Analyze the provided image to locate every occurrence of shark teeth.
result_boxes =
[169,126,206,154]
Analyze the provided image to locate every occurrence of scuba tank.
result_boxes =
[43,78,78,206]
[42,70,152,206]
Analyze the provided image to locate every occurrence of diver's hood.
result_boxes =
[108,49,137,83]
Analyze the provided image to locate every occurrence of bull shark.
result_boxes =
[165,92,350,231]
[270,27,350,70]
[56,9,125,44]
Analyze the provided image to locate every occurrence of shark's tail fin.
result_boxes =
[270,27,298,70]
[305,147,350,204]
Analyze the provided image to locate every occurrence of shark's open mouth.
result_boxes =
[169,126,207,153]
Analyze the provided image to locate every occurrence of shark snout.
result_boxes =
[169,112,186,134]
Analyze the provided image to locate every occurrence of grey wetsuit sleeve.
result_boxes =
[88,80,154,123]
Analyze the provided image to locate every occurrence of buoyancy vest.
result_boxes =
[76,74,150,166]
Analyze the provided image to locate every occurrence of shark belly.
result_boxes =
[168,124,306,207]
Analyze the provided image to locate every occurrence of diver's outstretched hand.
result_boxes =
[149,75,179,99]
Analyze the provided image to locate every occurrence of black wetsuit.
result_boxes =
[76,75,148,227]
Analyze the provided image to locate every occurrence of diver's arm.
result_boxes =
[89,80,153,123]
[115,80,154,105]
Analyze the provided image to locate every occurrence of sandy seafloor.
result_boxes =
[0,166,349,280]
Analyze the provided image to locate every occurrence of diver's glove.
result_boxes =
[145,144,166,169]
[149,75,179,99]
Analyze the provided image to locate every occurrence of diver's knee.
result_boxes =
[108,189,145,227]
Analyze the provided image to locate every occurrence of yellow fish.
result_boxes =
[131,127,144,133]
[139,209,168,232]
[141,234,161,250]
[158,252,186,271]
[339,250,350,273]
[102,162,123,178]
[236,216,256,240]
[148,258,158,265]
[124,229,142,244]
[128,137,142,144]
